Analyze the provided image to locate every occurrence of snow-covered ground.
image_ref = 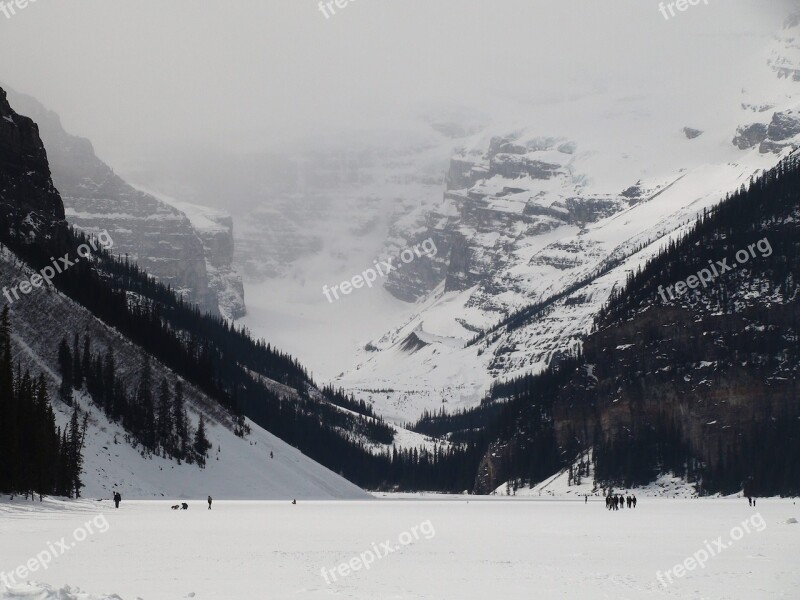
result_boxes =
[1,497,797,599]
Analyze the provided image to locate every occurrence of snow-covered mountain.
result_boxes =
[334,13,800,423]
[0,85,367,500]
[3,88,244,319]
[230,117,485,379]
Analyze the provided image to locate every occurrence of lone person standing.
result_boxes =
[208,495,212,510]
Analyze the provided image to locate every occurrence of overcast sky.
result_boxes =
[0,0,794,167]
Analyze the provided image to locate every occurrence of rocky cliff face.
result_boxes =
[733,108,800,153]
[385,135,626,301]
[0,88,64,234]
[196,211,246,320]
[152,196,245,319]
[4,89,221,316]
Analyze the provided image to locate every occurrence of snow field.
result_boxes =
[1,497,798,599]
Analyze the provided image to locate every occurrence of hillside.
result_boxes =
[0,85,398,497]
[335,13,800,425]
[0,246,366,500]
[424,154,800,496]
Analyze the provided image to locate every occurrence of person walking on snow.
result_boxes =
[208,495,212,510]
[113,491,121,509]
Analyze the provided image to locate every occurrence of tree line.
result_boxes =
[56,334,212,466]
[0,307,86,497]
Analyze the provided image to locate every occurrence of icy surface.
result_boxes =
[0,498,798,599]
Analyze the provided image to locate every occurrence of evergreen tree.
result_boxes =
[193,414,211,467]
[0,312,82,497]
[138,357,156,450]
[102,350,115,415]
[66,406,87,498]
[57,337,73,405]
[173,381,189,460]
[0,307,11,490]
[72,332,83,389]
[82,335,91,385]
[156,378,173,456]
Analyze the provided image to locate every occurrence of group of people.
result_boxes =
[113,493,298,509]
[172,496,212,510]
[605,493,637,510]
[112,492,208,510]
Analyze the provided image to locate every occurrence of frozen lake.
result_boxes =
[1,497,798,599]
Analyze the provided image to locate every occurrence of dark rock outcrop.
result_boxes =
[732,123,768,150]
[765,109,800,141]
[683,127,703,139]
[0,88,64,234]
[5,88,220,316]
[731,110,800,154]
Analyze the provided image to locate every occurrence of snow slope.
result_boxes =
[0,245,366,500]
[494,453,701,500]
[69,390,367,500]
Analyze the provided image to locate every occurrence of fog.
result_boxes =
[0,0,792,174]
